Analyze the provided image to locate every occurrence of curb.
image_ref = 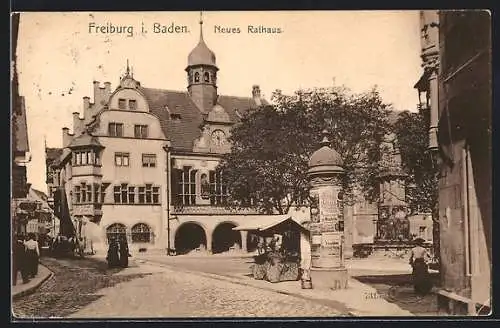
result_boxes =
[12,266,54,300]
[140,259,356,316]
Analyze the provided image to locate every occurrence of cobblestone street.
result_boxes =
[13,256,345,318]
[70,264,344,318]
[12,257,150,319]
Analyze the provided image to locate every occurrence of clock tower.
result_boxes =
[186,14,219,113]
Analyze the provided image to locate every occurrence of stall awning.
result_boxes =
[233,215,307,232]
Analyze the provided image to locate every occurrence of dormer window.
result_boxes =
[194,72,200,83]
[204,72,210,82]
[118,99,126,109]
[129,99,137,110]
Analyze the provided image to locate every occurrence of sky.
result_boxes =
[15,11,423,193]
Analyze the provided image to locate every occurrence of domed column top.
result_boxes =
[307,130,344,178]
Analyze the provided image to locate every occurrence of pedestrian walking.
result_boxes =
[13,234,30,285]
[24,233,40,278]
[118,236,130,268]
[409,237,432,295]
[106,238,120,268]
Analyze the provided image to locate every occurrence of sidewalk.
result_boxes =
[139,258,414,316]
[12,264,53,300]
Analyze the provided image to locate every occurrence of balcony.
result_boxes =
[72,203,103,216]
[72,164,102,177]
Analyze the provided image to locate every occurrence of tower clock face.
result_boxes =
[211,130,226,146]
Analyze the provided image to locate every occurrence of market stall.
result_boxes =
[234,216,311,283]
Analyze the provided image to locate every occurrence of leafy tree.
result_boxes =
[393,109,440,257]
[218,86,392,215]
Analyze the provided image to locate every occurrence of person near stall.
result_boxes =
[409,237,432,295]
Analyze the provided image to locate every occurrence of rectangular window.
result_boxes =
[108,123,124,137]
[145,184,153,204]
[81,152,88,165]
[209,170,228,206]
[74,186,81,203]
[176,167,197,205]
[118,98,127,109]
[87,185,92,202]
[76,152,82,165]
[81,183,87,203]
[138,187,146,204]
[114,186,121,203]
[152,187,160,204]
[121,184,128,204]
[128,99,137,110]
[94,184,100,203]
[128,186,135,204]
[134,125,148,138]
[142,154,156,167]
[115,153,130,166]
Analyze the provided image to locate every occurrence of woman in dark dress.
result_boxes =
[409,238,432,295]
[118,236,130,268]
[13,234,30,285]
[106,238,120,268]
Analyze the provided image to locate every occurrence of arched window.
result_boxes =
[194,72,200,83]
[204,72,210,82]
[106,223,126,243]
[131,223,152,243]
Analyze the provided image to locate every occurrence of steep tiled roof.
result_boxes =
[68,132,103,148]
[140,87,266,152]
[13,96,29,153]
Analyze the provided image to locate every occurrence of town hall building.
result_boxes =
[45,18,432,256]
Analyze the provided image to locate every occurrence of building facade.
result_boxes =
[416,10,491,314]
[46,18,424,256]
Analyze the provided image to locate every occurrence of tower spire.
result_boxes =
[199,11,204,42]
[126,59,130,76]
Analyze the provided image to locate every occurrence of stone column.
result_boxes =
[240,230,248,252]
[205,229,212,254]
[307,130,349,290]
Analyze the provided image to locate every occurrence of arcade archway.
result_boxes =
[174,222,207,255]
[212,222,241,254]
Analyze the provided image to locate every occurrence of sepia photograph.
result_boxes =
[11,10,492,319]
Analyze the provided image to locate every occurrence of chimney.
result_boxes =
[103,82,112,103]
[252,85,262,106]
[72,112,81,135]
[62,127,73,148]
[83,96,90,111]
[93,81,101,106]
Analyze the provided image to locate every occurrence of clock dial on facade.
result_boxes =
[211,130,226,146]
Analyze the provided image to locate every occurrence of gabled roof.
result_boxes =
[68,132,103,149]
[140,87,266,152]
[233,215,307,232]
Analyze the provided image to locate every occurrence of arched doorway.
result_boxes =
[212,222,241,254]
[106,223,126,243]
[174,222,207,255]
